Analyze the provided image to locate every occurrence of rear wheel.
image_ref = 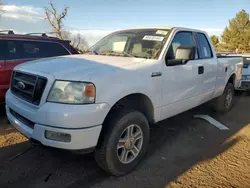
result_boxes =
[95,110,149,176]
[213,82,234,113]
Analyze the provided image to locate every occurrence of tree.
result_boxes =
[63,31,88,53]
[210,35,219,47]
[221,9,250,53]
[70,33,88,53]
[44,0,88,53]
[0,1,5,17]
[210,35,225,52]
[45,0,68,39]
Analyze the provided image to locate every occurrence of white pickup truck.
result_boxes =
[229,54,250,91]
[6,27,243,176]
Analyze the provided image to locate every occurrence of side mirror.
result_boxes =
[166,46,196,66]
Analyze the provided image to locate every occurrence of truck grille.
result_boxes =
[11,71,47,105]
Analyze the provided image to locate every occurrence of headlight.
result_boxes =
[242,75,250,80]
[47,81,95,104]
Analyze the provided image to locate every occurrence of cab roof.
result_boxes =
[113,26,206,34]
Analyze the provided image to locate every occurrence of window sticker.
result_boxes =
[156,30,168,35]
[143,35,164,41]
[203,47,208,57]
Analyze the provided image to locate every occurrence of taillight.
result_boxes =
[236,62,243,81]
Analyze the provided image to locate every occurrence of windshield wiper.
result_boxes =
[82,50,98,55]
[99,50,144,58]
[99,50,123,56]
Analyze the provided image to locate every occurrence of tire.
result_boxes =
[95,110,150,176]
[213,82,234,113]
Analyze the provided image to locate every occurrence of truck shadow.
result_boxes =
[0,104,6,117]
[0,94,249,188]
[0,104,17,136]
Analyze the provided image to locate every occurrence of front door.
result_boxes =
[161,31,199,119]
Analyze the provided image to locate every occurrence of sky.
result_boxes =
[1,0,250,46]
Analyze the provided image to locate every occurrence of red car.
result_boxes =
[0,31,79,103]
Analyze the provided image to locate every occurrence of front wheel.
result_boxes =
[95,110,149,176]
[213,82,234,113]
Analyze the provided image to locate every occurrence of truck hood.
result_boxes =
[16,55,146,80]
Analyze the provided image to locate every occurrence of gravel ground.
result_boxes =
[0,93,250,188]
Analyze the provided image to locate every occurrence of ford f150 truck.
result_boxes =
[6,27,243,176]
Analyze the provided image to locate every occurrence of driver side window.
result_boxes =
[166,31,197,60]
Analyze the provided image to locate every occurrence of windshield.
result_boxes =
[89,29,170,59]
[243,57,250,65]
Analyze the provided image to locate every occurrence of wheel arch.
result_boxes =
[103,93,155,126]
[227,73,236,85]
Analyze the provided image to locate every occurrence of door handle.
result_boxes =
[151,72,162,77]
[198,66,204,74]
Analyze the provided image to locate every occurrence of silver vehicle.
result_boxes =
[228,54,250,91]
[216,52,237,56]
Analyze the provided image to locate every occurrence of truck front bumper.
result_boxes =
[6,90,111,150]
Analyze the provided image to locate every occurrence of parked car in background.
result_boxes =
[216,51,237,56]
[6,27,243,176]
[0,30,79,103]
[217,53,244,91]
[228,53,250,91]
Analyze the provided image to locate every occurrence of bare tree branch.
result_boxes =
[50,0,57,16]
[63,31,88,53]
[0,1,5,16]
[44,0,88,52]
[44,0,69,39]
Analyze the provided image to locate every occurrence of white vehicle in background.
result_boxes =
[228,54,250,91]
[216,53,244,91]
[6,26,243,176]
[216,52,237,56]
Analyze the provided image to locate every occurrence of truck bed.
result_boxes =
[217,56,243,90]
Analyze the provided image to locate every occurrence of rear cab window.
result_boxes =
[243,56,250,68]
[195,33,213,59]
[243,57,250,64]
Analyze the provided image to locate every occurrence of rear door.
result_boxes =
[193,32,217,96]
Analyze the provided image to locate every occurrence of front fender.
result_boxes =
[105,87,156,108]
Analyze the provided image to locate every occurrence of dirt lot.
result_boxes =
[0,93,250,188]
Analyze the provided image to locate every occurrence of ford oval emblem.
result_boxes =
[17,81,26,90]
